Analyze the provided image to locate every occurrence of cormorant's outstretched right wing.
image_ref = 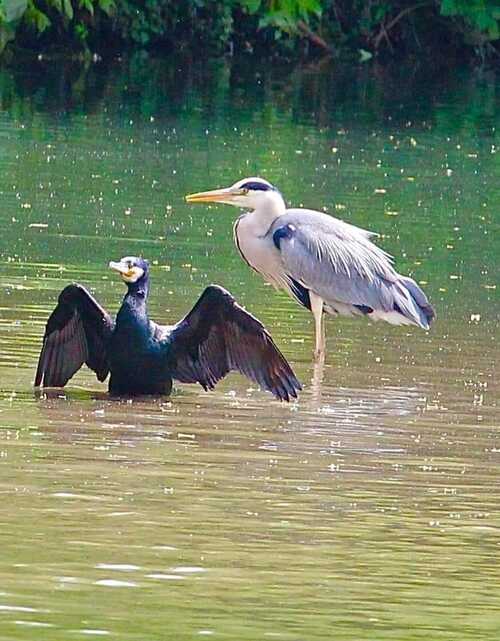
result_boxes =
[168,285,301,401]
[35,284,114,388]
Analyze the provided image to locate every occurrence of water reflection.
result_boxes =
[0,56,498,641]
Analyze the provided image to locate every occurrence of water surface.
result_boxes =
[0,57,498,640]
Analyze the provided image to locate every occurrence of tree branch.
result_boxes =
[297,20,332,54]
[374,2,431,50]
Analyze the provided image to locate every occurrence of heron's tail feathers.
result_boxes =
[400,276,435,326]
[372,275,434,329]
[389,276,435,329]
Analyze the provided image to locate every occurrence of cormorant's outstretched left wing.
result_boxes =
[168,285,301,401]
[35,284,114,388]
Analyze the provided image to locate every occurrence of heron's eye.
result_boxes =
[242,188,249,195]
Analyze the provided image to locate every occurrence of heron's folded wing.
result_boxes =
[272,211,401,311]
[35,284,114,387]
[168,285,301,401]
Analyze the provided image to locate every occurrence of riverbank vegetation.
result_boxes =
[0,1,498,62]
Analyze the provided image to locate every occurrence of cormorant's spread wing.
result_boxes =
[35,284,114,388]
[168,285,301,401]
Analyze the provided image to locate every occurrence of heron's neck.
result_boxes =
[248,195,286,236]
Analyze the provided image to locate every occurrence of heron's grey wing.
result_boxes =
[35,284,114,387]
[167,285,301,401]
[271,210,433,327]
[272,210,396,305]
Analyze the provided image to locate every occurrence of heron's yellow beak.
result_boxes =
[185,188,244,203]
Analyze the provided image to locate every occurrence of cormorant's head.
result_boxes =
[185,177,284,212]
[109,256,149,285]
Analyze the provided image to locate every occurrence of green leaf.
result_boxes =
[440,0,458,17]
[74,20,88,40]
[487,21,499,39]
[359,48,373,62]
[48,0,62,12]
[374,5,389,23]
[98,0,114,16]
[63,0,73,19]
[0,22,15,52]
[25,4,51,32]
[241,0,261,14]
[3,0,28,23]
[78,0,94,16]
[301,0,321,17]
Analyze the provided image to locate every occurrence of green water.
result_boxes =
[0,57,498,640]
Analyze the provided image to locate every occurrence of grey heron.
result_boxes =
[186,177,434,359]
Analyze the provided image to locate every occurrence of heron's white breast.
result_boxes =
[233,214,287,289]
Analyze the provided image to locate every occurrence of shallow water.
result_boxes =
[0,57,498,640]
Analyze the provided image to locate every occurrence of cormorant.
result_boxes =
[35,256,301,401]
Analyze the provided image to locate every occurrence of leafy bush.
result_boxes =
[440,0,500,41]
[0,0,498,58]
[112,1,234,50]
[0,0,113,50]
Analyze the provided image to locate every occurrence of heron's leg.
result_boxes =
[311,354,325,405]
[310,292,325,359]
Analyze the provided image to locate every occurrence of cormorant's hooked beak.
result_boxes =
[185,187,245,204]
[109,260,132,276]
[109,261,144,283]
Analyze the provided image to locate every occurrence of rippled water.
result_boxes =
[0,58,498,640]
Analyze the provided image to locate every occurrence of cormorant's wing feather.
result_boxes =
[168,285,301,401]
[35,284,114,387]
[271,210,434,328]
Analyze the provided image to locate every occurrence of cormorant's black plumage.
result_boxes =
[35,257,301,401]
[34,283,113,388]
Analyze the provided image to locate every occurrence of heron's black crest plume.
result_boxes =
[240,180,277,192]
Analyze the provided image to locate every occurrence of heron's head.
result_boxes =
[109,256,150,285]
[185,177,285,213]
